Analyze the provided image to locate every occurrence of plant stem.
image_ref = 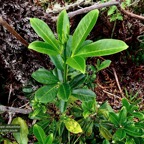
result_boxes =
[60,43,68,113]
[63,43,68,83]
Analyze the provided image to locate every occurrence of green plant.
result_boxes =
[28,9,128,143]
[86,59,111,90]
[106,0,131,22]
[33,124,53,144]
[124,88,141,105]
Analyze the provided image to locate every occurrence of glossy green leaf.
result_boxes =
[113,128,126,141]
[50,55,64,70]
[44,133,53,144]
[124,126,144,137]
[72,89,96,101]
[32,68,59,84]
[118,106,127,125]
[122,98,130,111]
[57,9,70,44]
[135,122,144,129]
[132,112,144,120]
[99,125,112,140]
[35,84,58,103]
[66,35,73,57]
[72,10,99,55]
[12,117,28,144]
[30,18,59,50]
[28,41,60,55]
[82,100,96,112]
[102,139,110,144]
[67,56,86,73]
[75,39,128,57]
[82,100,96,118]
[33,124,46,144]
[58,83,71,101]
[97,60,111,72]
[109,112,119,126]
[69,74,86,88]
[64,117,83,134]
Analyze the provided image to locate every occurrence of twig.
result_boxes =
[19,102,30,109]
[112,68,124,97]
[68,0,120,18]
[0,17,29,47]
[0,105,32,114]
[8,84,12,104]
[119,7,144,21]
[103,90,121,100]
[8,112,14,124]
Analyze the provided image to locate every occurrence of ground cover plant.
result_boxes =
[0,0,144,144]
[27,9,143,143]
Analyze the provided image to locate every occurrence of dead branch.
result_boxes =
[119,7,144,21]
[0,17,29,47]
[112,68,124,97]
[68,0,120,18]
[0,105,32,114]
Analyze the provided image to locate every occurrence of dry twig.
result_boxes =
[103,90,122,100]
[0,17,29,47]
[119,7,144,21]
[68,0,120,18]
[112,68,124,97]
[0,105,32,114]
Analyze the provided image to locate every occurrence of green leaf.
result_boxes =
[122,98,130,111]
[72,10,99,55]
[30,18,59,50]
[124,126,144,137]
[50,55,64,70]
[67,56,86,73]
[82,100,96,112]
[35,84,58,104]
[66,35,73,57]
[135,122,144,129]
[69,74,86,88]
[96,60,111,72]
[99,125,112,140]
[57,9,70,44]
[132,112,144,120]
[33,124,46,144]
[82,100,96,118]
[102,139,110,144]
[113,128,126,141]
[99,101,114,112]
[64,117,83,134]
[118,106,127,125]
[58,83,71,101]
[75,39,128,57]
[72,89,96,101]
[12,117,28,144]
[109,112,119,126]
[32,68,59,84]
[44,133,53,144]
[107,6,117,16]
[28,41,60,55]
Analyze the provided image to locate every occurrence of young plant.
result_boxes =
[28,9,128,143]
